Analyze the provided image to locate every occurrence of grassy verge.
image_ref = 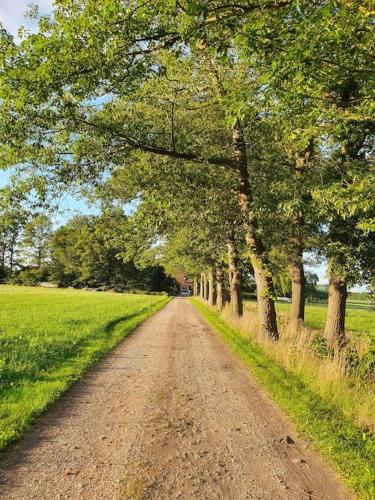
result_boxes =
[0,285,170,451]
[191,297,375,499]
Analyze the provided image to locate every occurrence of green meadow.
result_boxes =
[276,302,374,339]
[0,285,169,451]
[244,299,374,339]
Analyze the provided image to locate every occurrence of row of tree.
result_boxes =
[0,205,174,293]
[0,1,374,346]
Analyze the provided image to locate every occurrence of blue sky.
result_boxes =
[0,0,52,35]
[0,1,368,290]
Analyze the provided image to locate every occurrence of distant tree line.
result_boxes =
[0,206,175,293]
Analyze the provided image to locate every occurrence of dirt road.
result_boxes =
[0,298,352,499]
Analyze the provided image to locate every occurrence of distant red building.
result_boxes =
[175,274,192,296]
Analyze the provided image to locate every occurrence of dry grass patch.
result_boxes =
[220,303,374,431]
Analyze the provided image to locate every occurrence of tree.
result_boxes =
[237,0,375,342]
[0,203,27,278]
[21,214,52,269]
[49,211,174,291]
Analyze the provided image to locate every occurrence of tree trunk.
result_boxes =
[232,121,278,339]
[9,245,14,272]
[200,273,204,298]
[227,237,243,317]
[324,273,347,346]
[290,261,305,322]
[1,245,5,273]
[193,279,198,296]
[204,273,209,301]
[222,271,230,306]
[37,248,42,269]
[289,144,312,322]
[208,269,216,306]
[216,266,224,310]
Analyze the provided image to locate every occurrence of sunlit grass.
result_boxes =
[282,302,374,338]
[0,285,169,451]
[244,299,375,339]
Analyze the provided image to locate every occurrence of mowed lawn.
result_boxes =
[0,286,169,450]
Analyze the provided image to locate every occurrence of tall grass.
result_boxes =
[0,286,170,451]
[222,302,374,431]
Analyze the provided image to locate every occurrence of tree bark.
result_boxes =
[232,121,278,339]
[222,272,230,306]
[289,144,312,322]
[324,272,347,346]
[200,273,204,298]
[208,269,216,306]
[37,248,42,269]
[216,266,224,310]
[1,245,5,273]
[204,273,209,301]
[227,237,243,317]
[9,244,14,272]
[290,262,305,322]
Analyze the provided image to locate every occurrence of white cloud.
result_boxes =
[0,0,52,35]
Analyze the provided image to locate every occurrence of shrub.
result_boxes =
[7,267,50,286]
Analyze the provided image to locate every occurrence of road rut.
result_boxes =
[0,298,352,499]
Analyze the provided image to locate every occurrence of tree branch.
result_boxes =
[211,0,291,14]
[74,116,236,168]
[120,135,236,167]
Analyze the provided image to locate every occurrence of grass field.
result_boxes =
[279,302,375,338]
[244,300,375,339]
[0,285,169,451]
[192,298,375,499]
